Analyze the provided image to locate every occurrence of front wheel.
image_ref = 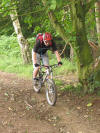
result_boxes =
[33,78,42,93]
[32,71,42,93]
[45,79,57,106]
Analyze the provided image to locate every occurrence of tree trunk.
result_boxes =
[42,0,100,92]
[70,45,74,61]
[10,9,31,64]
[95,1,100,44]
[71,0,93,92]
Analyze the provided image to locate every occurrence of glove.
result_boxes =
[34,63,40,67]
[58,61,62,65]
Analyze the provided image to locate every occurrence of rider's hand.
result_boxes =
[58,61,62,66]
[34,63,40,67]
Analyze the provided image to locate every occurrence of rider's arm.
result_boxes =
[34,40,40,53]
[33,40,40,65]
[33,51,37,64]
[51,40,61,63]
[54,50,61,62]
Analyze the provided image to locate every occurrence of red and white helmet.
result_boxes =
[43,32,52,41]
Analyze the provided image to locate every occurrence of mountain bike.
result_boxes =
[32,64,58,106]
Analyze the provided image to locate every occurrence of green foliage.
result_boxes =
[60,83,83,94]
[28,37,36,48]
[60,84,74,91]
[55,79,64,86]
[88,80,100,94]
[0,0,98,44]
[49,57,77,75]
[53,6,74,42]
[0,0,18,35]
[24,16,34,28]
[0,36,33,77]
[84,73,100,94]
[33,26,41,35]
[0,36,76,78]
[46,0,68,11]
[0,55,32,78]
[0,0,99,94]
[0,0,73,40]
[56,0,63,9]
[85,6,98,42]
[0,55,76,78]
[0,0,19,15]
[48,0,57,11]
[0,35,20,57]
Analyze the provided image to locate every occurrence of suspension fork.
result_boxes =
[46,68,53,80]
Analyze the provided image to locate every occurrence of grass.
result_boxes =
[0,35,77,79]
[0,54,76,79]
[1,36,92,95]
[0,35,77,93]
[0,55,33,78]
[48,51,77,75]
[1,36,100,95]
[0,35,79,93]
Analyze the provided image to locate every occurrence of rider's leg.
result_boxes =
[32,50,40,79]
[42,53,49,66]
[33,67,39,79]
[42,53,50,78]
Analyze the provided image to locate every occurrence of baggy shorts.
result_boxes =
[32,49,49,69]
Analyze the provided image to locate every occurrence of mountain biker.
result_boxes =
[32,32,62,83]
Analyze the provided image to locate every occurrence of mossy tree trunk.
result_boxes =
[42,0,100,92]
[10,9,31,64]
[71,0,94,92]
[95,1,100,44]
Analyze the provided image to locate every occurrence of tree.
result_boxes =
[70,0,100,91]
[41,0,100,92]
[0,0,31,64]
[95,1,100,44]
[1,0,100,91]
[10,8,31,64]
[70,0,93,91]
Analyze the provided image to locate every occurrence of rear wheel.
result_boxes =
[45,79,57,106]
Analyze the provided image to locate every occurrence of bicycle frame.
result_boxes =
[33,64,58,105]
[39,65,57,84]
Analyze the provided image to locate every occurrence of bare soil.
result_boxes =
[0,71,100,133]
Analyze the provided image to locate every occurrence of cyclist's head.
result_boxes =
[43,32,52,46]
[43,32,52,41]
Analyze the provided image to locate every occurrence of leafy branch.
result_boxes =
[84,0,98,13]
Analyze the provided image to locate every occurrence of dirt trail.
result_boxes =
[0,71,100,133]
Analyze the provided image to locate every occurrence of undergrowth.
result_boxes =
[0,36,86,94]
[0,36,76,78]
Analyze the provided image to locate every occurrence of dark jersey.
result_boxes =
[33,39,57,55]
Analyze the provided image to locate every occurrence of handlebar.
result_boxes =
[39,64,58,77]
[40,64,58,69]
